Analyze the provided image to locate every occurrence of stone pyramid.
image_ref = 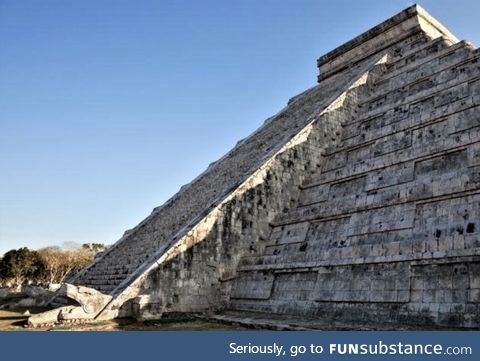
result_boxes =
[31,5,480,328]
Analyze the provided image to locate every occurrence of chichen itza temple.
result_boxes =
[30,5,480,329]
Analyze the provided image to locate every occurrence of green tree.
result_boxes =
[0,248,45,289]
[81,243,107,253]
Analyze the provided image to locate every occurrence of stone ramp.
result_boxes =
[229,35,480,328]
[70,41,390,295]
[74,6,451,297]
[119,31,456,321]
[63,4,480,329]
[117,56,389,321]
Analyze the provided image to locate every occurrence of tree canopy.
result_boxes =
[0,243,107,287]
[0,248,44,287]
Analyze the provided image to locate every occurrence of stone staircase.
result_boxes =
[70,42,377,295]
[72,30,449,296]
[229,36,480,327]
[74,13,442,291]
[59,4,480,328]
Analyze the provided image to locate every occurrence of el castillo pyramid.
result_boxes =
[30,4,480,329]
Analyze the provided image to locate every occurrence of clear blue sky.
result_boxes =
[0,0,478,256]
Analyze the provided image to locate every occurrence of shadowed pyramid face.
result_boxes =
[43,5,480,329]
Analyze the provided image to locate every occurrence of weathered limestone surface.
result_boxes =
[27,284,111,327]
[44,4,480,328]
[70,48,374,297]
[229,8,480,328]
[122,63,386,321]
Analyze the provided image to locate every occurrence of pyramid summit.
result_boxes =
[316,4,459,81]
[30,5,480,329]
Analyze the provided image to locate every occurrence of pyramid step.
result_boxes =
[363,43,472,106]
[382,40,474,82]
[362,44,476,110]
[384,36,452,72]
[345,70,477,131]
[323,82,478,160]
[302,108,480,197]
[387,37,455,73]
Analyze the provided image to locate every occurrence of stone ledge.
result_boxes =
[317,4,459,82]
[237,250,480,272]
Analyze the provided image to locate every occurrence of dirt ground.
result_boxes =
[0,308,47,330]
[0,309,247,331]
